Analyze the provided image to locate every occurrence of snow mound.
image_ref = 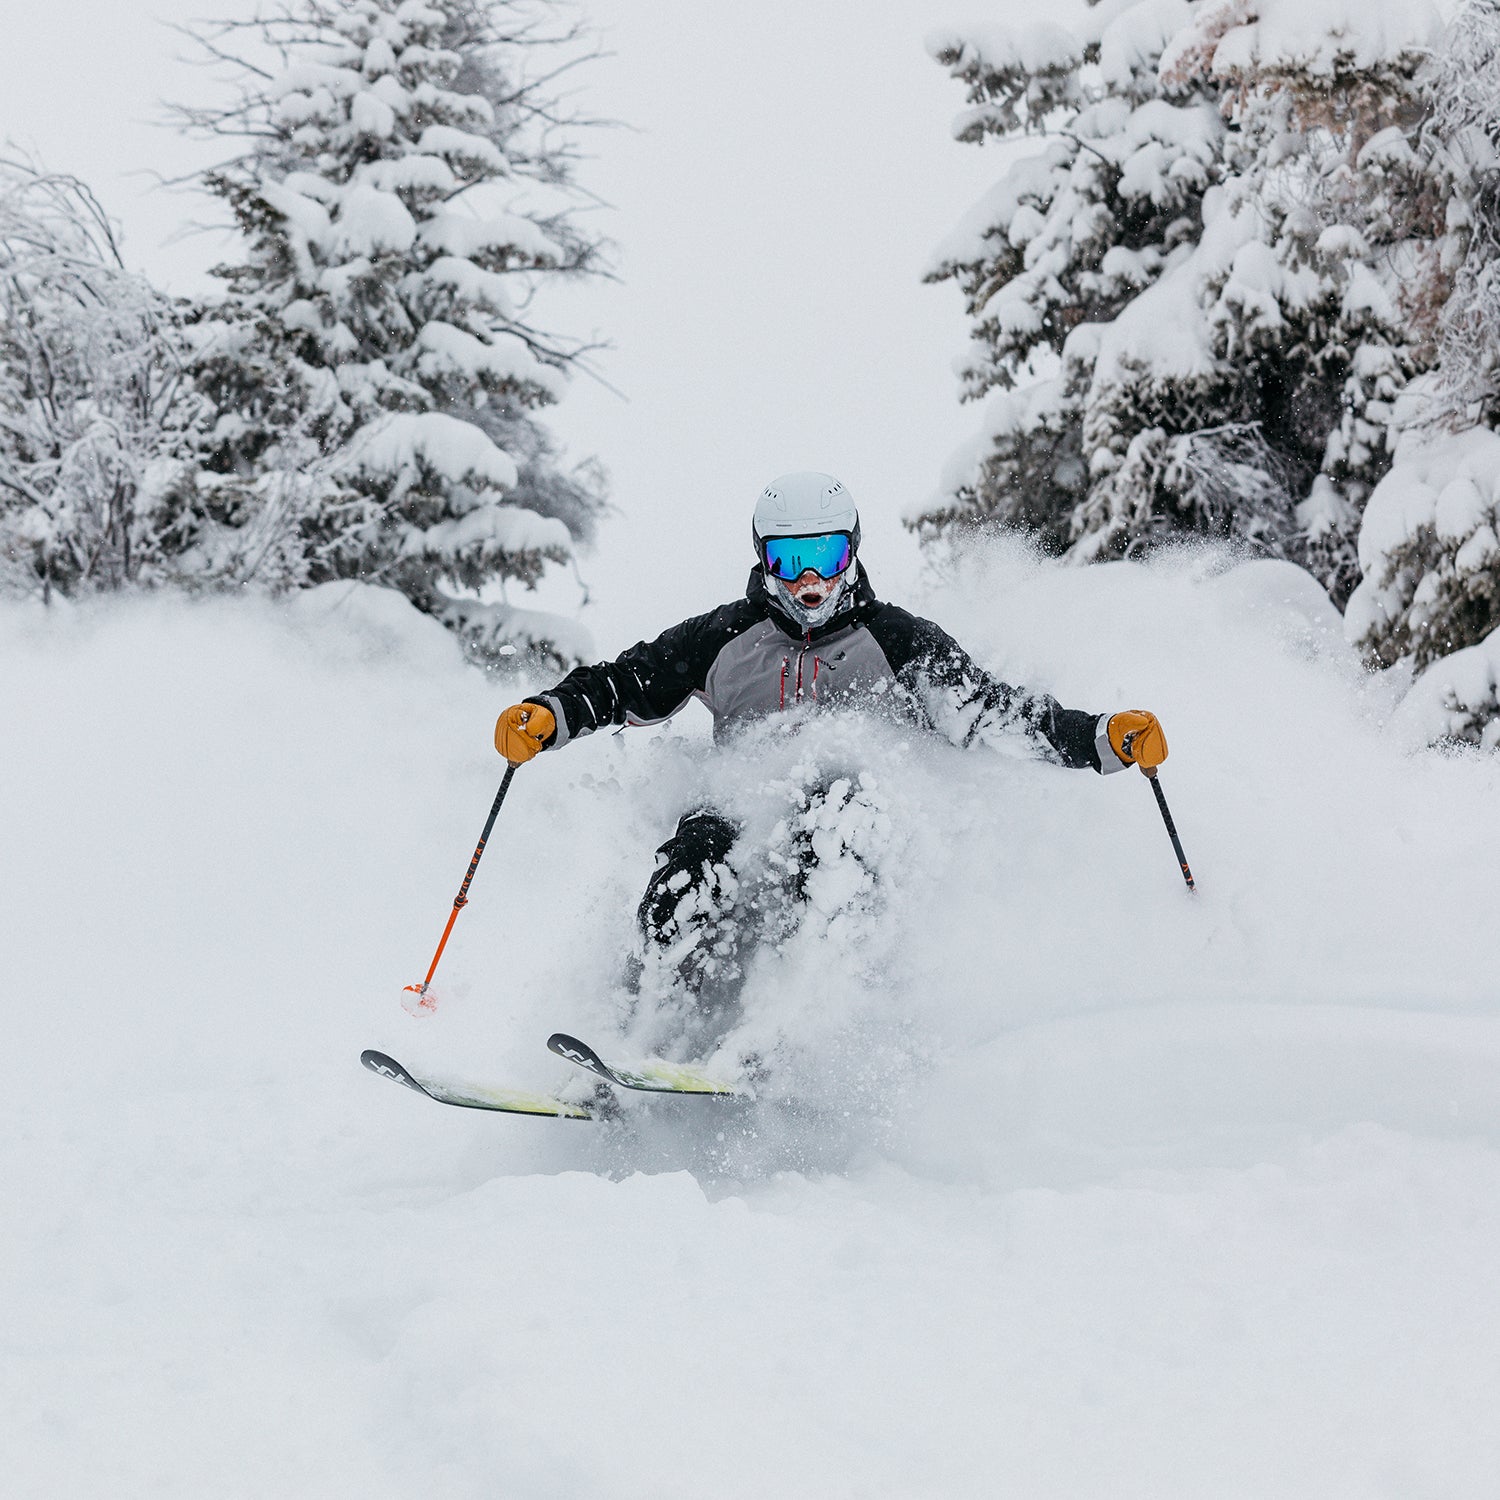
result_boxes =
[1352,424,1500,576]
[1345,423,1500,738]
[343,410,522,496]
[1164,0,1451,83]
[6,547,1500,1497]
[1394,624,1500,752]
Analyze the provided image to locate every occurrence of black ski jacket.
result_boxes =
[527,567,1121,773]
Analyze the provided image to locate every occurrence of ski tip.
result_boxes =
[547,1032,603,1069]
[362,1048,419,1089]
[361,1049,593,1119]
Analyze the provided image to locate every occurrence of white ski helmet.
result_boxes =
[752,471,862,629]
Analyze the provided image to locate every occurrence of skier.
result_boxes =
[493,471,1167,997]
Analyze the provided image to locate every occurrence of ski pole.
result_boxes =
[403,763,518,1014]
[1143,766,1195,892]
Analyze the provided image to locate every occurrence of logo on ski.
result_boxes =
[551,1039,603,1074]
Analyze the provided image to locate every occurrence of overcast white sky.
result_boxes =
[1,0,1000,645]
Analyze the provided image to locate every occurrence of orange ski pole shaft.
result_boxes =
[405,763,518,1009]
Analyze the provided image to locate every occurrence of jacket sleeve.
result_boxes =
[865,605,1116,772]
[526,600,755,748]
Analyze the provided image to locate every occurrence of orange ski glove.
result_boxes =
[494,702,556,764]
[1107,709,1168,772]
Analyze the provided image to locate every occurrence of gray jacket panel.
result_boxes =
[527,569,1107,771]
[701,615,896,729]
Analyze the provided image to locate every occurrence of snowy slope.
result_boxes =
[5,549,1500,1498]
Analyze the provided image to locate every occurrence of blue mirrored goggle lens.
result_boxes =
[762,532,852,581]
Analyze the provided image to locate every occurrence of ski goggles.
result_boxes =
[760,531,855,581]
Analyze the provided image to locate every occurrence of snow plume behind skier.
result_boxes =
[494,472,1169,1079]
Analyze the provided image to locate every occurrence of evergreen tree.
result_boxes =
[1156,0,1446,606]
[920,0,1447,608]
[921,2,1227,554]
[1344,0,1500,748]
[178,0,607,666]
[0,158,209,601]
[1422,0,1500,434]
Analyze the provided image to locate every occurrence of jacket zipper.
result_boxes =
[785,632,823,707]
[797,632,809,702]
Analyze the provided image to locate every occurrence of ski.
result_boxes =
[546,1032,746,1096]
[360,1049,593,1119]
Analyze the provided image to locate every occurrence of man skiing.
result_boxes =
[494,472,1167,999]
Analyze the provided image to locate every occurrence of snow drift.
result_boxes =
[5,545,1500,1497]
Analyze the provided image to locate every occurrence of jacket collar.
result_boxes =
[745,565,879,642]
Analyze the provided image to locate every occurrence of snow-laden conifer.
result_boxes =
[0,158,208,601]
[1342,0,1500,747]
[1144,0,1446,603]
[179,0,606,666]
[920,2,1226,554]
[920,0,1448,608]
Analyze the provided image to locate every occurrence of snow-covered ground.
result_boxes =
[6,545,1500,1497]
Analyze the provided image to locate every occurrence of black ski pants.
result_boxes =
[637,808,739,952]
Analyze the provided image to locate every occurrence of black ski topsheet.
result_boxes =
[546,1033,744,1096]
[360,1049,593,1119]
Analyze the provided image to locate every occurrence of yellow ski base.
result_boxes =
[547,1033,745,1096]
[361,1051,593,1118]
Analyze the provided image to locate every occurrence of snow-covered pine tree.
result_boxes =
[920,0,1447,609]
[919,2,1227,555]
[1344,0,1500,748]
[180,0,606,666]
[1152,0,1448,606]
[0,158,208,601]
